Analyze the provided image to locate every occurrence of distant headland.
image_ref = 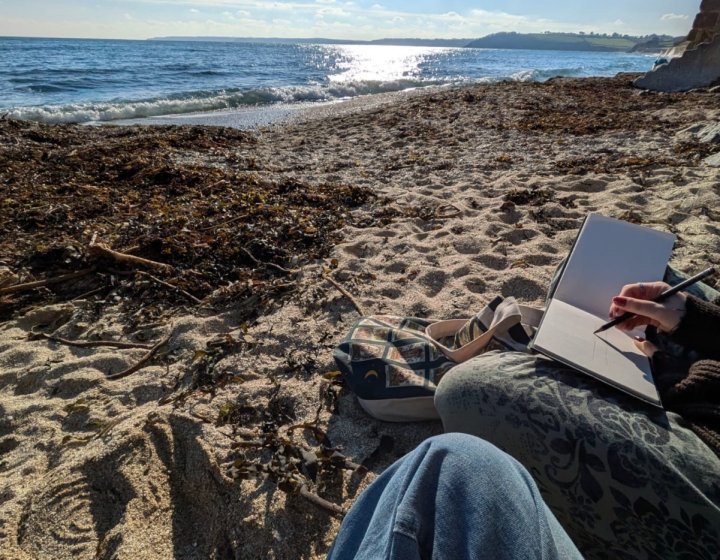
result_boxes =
[150,32,682,53]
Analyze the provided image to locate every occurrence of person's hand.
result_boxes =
[608,281,687,334]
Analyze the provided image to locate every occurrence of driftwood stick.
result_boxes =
[33,332,153,350]
[135,270,202,304]
[266,262,298,275]
[0,269,95,295]
[89,240,172,272]
[298,485,345,516]
[105,331,173,380]
[323,274,366,316]
[199,212,249,232]
[240,247,261,266]
[240,247,297,275]
[71,286,107,301]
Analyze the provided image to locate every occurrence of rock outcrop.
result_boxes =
[635,0,720,91]
[687,0,720,49]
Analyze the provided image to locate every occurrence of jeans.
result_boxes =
[327,433,582,560]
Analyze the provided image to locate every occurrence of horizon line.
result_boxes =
[0,29,676,43]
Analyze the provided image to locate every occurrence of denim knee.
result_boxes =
[423,432,490,456]
[420,433,521,478]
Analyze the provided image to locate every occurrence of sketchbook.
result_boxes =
[529,213,676,406]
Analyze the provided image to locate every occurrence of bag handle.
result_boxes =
[425,299,544,363]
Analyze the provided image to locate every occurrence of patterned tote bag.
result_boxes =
[333,297,542,421]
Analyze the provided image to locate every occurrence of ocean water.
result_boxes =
[0,37,656,124]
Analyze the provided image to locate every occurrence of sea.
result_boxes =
[0,37,657,126]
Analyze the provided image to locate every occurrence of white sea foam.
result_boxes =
[5,80,447,124]
[1,66,620,125]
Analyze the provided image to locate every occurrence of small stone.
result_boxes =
[697,123,720,143]
[704,153,720,167]
[0,266,19,288]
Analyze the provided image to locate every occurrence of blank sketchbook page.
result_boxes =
[553,214,676,319]
[534,299,661,405]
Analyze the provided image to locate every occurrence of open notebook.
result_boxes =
[529,213,676,406]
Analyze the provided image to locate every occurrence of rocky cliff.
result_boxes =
[635,0,720,91]
[687,0,720,49]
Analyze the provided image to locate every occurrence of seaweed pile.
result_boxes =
[0,119,399,523]
[0,119,374,322]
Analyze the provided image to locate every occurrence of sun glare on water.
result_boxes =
[322,44,453,83]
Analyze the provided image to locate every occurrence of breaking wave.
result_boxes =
[4,69,588,124]
[5,79,447,123]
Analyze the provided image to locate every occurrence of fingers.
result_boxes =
[618,281,669,300]
[633,336,659,357]
[611,296,666,324]
[610,293,686,333]
[608,282,668,320]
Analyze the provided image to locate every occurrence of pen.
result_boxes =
[594,266,716,335]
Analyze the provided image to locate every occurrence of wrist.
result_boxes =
[659,293,687,333]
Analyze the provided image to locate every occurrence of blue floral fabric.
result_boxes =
[435,351,720,559]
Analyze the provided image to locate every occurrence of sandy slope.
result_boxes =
[1,75,719,559]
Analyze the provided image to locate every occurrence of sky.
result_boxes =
[0,1,701,41]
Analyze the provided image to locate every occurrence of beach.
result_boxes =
[1,74,720,559]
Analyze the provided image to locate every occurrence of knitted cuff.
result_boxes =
[669,295,720,359]
[651,351,690,396]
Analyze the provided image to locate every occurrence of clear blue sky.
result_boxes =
[0,1,701,40]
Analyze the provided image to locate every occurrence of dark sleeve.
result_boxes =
[653,355,720,457]
[668,295,720,360]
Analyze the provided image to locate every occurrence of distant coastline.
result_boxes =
[151,31,683,53]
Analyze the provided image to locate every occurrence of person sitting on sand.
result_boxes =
[327,432,583,560]
[434,277,720,559]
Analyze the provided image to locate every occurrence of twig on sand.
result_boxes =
[199,212,249,232]
[0,268,95,295]
[135,270,203,304]
[71,286,107,301]
[323,273,366,316]
[32,332,154,350]
[89,235,173,272]
[299,484,345,516]
[240,247,297,275]
[105,331,173,380]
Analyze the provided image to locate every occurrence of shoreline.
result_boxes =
[2,75,720,559]
[107,85,451,130]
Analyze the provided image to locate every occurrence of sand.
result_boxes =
[1,75,719,559]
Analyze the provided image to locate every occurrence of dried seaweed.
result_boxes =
[0,120,376,320]
[227,422,357,516]
[504,187,553,206]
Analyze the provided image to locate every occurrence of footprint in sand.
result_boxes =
[380,287,403,300]
[567,178,609,193]
[451,265,472,278]
[473,254,508,271]
[13,455,138,559]
[501,276,546,301]
[384,261,408,274]
[497,228,540,246]
[373,229,399,239]
[417,270,448,298]
[463,277,487,294]
[453,238,487,255]
[342,241,368,258]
